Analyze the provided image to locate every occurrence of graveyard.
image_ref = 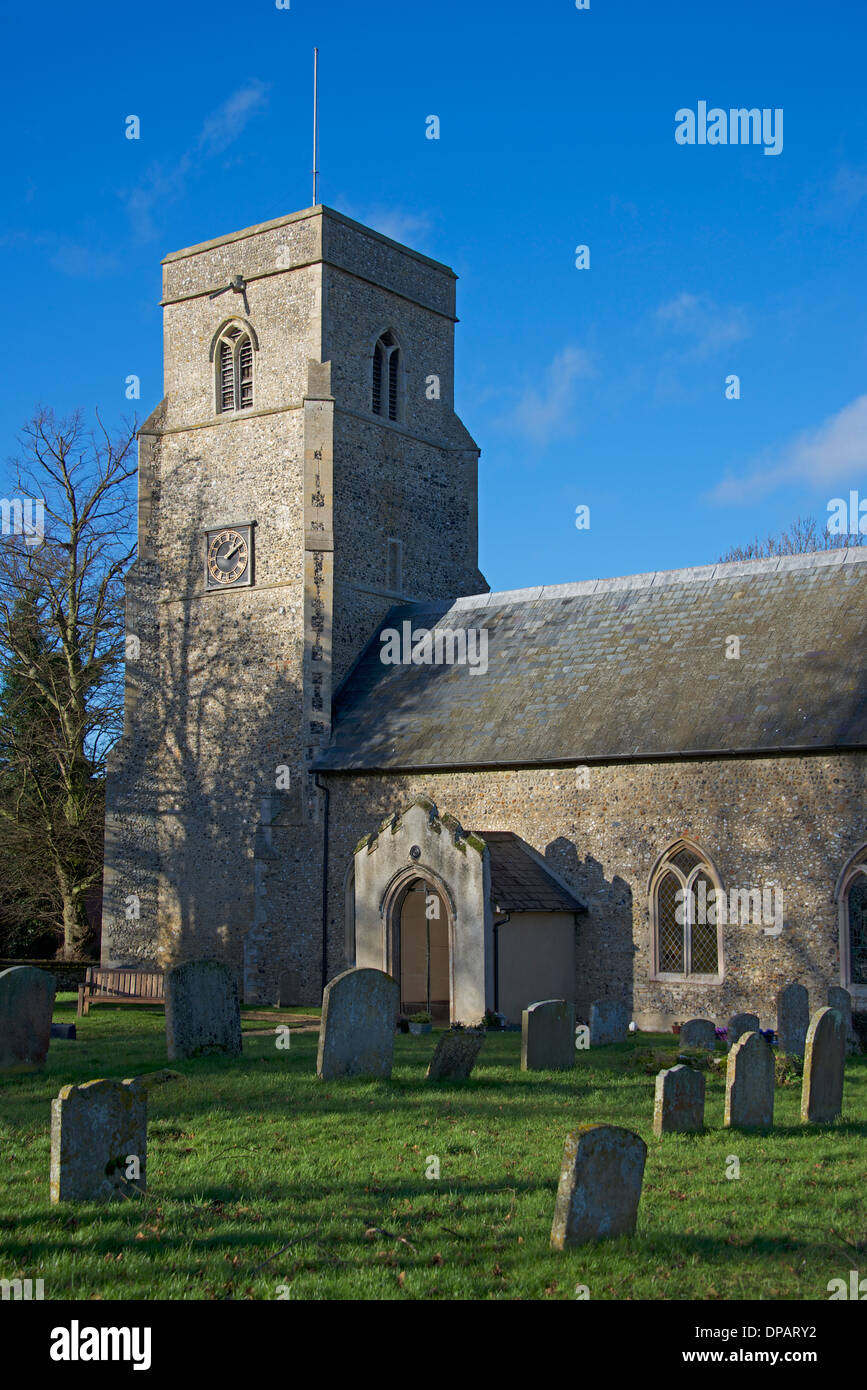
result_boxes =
[1,979,865,1302]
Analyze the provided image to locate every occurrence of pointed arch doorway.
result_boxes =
[389,876,451,1022]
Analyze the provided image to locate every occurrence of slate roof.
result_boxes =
[316,548,867,771]
[481,832,586,913]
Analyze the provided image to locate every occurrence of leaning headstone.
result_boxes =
[724,1031,774,1128]
[426,1029,485,1081]
[551,1124,647,1249]
[521,999,575,1071]
[316,967,399,1080]
[801,1006,846,1124]
[827,987,855,1050]
[165,959,242,1061]
[589,1000,628,1046]
[50,1079,147,1203]
[653,1064,705,1136]
[679,1018,716,1051]
[776,982,808,1055]
[727,1012,759,1050]
[0,966,56,1072]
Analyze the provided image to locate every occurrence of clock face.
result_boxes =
[206,527,251,588]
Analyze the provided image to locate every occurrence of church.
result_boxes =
[102,203,867,1030]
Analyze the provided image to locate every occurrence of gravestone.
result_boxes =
[0,965,56,1072]
[724,1031,774,1128]
[727,1012,759,1050]
[852,1011,867,1056]
[776,982,808,1055]
[276,969,299,1009]
[679,1018,716,1051]
[164,959,242,1061]
[550,1124,647,1249]
[426,1029,485,1081]
[51,1023,77,1041]
[801,1006,846,1124]
[827,987,854,1051]
[653,1064,705,1136]
[589,999,628,1046]
[50,1079,147,1203]
[521,999,575,1071]
[316,967,399,1080]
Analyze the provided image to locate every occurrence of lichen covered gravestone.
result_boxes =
[589,999,628,1046]
[653,1064,705,1136]
[727,1012,760,1050]
[776,982,808,1055]
[550,1124,647,1249]
[679,1018,716,1051]
[426,1029,485,1081]
[50,1079,147,1203]
[801,1006,846,1124]
[0,965,56,1072]
[724,1031,774,1128]
[316,967,399,1080]
[521,999,575,1071]
[164,959,242,1061]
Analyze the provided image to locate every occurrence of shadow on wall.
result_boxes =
[543,837,634,1020]
[104,461,306,985]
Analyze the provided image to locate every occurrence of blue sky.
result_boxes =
[1,0,865,590]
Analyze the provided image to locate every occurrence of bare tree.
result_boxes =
[0,409,136,958]
[720,514,863,563]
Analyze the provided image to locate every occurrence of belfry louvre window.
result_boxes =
[651,841,722,980]
[373,331,401,421]
[215,325,254,413]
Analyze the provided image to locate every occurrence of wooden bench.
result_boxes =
[77,967,165,1016]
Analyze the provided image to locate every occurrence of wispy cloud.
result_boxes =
[48,243,120,277]
[499,345,594,445]
[198,82,269,156]
[0,229,120,278]
[335,202,434,247]
[710,393,867,503]
[122,81,269,240]
[655,291,748,359]
[801,164,867,221]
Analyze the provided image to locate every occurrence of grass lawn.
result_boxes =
[1,998,865,1301]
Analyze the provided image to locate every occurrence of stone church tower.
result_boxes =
[103,205,485,995]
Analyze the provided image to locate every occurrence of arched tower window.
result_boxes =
[372,331,401,421]
[214,323,255,414]
[837,845,867,991]
[649,840,723,980]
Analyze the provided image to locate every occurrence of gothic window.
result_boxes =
[650,841,723,980]
[214,323,255,414]
[373,331,401,421]
[837,846,867,990]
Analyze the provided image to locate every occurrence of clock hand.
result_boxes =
[222,541,242,562]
